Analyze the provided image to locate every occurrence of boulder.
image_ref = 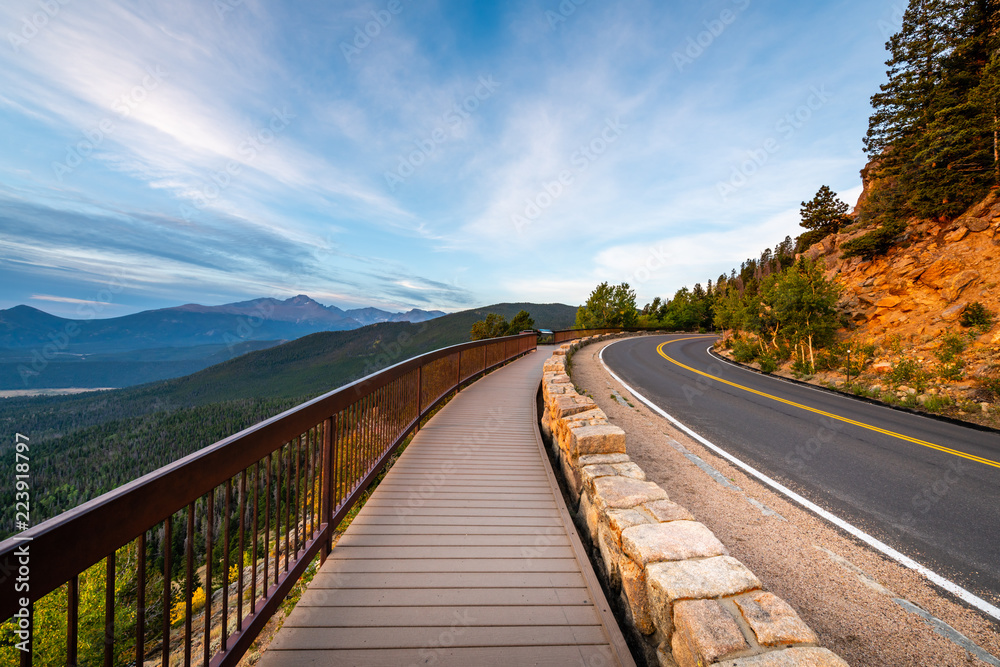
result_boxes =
[621,521,726,566]
[671,599,749,667]
[591,477,668,511]
[645,555,761,637]
[966,217,992,233]
[941,302,968,321]
[734,591,819,646]
[943,227,969,243]
[568,424,627,456]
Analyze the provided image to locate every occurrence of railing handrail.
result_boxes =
[0,332,536,644]
[548,326,669,343]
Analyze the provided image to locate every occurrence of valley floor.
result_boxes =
[0,387,117,398]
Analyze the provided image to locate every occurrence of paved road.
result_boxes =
[602,334,1000,613]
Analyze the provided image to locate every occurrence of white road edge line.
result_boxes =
[598,338,1000,623]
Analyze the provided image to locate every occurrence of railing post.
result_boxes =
[456,350,462,393]
[104,552,115,667]
[321,417,334,562]
[416,365,422,430]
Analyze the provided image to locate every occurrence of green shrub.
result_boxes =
[888,359,928,391]
[815,349,841,372]
[732,337,760,363]
[936,333,968,363]
[938,361,965,381]
[841,218,907,259]
[851,384,880,398]
[759,355,778,373]
[922,395,954,412]
[958,400,980,413]
[960,302,995,330]
[980,376,1000,400]
[791,359,814,376]
[840,341,877,376]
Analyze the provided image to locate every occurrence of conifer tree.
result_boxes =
[863,0,999,222]
[799,185,851,248]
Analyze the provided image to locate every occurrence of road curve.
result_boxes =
[601,334,1000,614]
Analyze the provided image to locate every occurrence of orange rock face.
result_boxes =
[811,188,1000,350]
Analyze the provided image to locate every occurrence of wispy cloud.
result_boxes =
[0,0,891,314]
[29,294,126,308]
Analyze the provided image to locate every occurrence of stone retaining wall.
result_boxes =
[540,335,849,667]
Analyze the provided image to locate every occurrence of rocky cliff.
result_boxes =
[793,187,1000,420]
[809,188,1000,341]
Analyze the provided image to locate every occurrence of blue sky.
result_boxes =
[0,0,905,318]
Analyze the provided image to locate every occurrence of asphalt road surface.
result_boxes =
[601,334,1000,614]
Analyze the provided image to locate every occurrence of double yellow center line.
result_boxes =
[656,338,1000,470]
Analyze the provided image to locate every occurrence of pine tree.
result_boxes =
[863,0,960,223]
[863,0,999,222]
[799,185,850,248]
[506,310,535,333]
[976,52,1000,184]
[470,313,509,340]
[864,0,958,160]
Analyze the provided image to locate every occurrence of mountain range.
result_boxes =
[0,295,445,389]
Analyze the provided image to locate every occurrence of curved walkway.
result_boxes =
[260,349,635,667]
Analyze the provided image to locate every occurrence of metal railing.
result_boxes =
[549,327,674,344]
[0,333,536,666]
[551,328,622,344]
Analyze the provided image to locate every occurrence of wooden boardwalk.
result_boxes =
[260,349,635,666]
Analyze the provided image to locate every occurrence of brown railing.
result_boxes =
[551,328,624,344]
[0,333,536,666]
[549,326,684,344]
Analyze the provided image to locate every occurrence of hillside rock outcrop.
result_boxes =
[805,188,1000,348]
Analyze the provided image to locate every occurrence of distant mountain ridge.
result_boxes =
[342,306,445,326]
[0,295,446,389]
[0,295,445,353]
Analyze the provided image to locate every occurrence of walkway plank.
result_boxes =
[259,350,636,667]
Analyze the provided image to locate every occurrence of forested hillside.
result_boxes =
[0,302,575,538]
